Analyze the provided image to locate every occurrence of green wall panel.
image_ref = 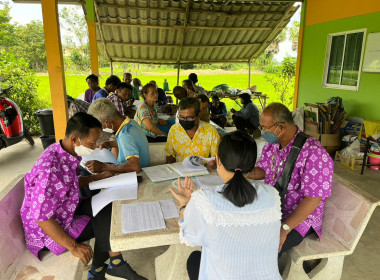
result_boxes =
[298,12,380,120]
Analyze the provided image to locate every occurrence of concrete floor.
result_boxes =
[1,138,379,279]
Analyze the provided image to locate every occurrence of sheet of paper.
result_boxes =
[121,201,166,234]
[171,161,209,177]
[89,172,137,190]
[81,148,117,164]
[159,199,179,219]
[91,185,138,216]
[195,174,224,189]
[133,100,143,107]
[142,164,179,182]
[157,113,171,120]
[182,156,209,169]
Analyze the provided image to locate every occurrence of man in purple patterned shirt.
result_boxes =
[20,112,147,280]
[248,103,334,256]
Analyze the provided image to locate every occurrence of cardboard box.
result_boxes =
[304,118,319,134]
[335,151,364,170]
[305,131,341,153]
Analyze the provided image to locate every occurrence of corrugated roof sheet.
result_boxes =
[90,0,299,64]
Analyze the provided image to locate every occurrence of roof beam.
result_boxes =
[109,57,251,65]
[99,3,284,17]
[94,1,111,60]
[99,22,272,31]
[250,4,296,60]
[101,41,261,48]
[176,0,192,64]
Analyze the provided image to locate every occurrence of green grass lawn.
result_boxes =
[36,72,286,111]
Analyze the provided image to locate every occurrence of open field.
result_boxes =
[35,71,288,110]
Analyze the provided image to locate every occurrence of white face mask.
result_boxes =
[74,139,94,156]
[103,122,114,134]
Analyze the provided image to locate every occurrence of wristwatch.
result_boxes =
[282,223,291,233]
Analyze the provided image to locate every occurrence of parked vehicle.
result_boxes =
[0,75,34,150]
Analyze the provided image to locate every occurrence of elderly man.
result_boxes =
[248,103,334,255]
[20,112,147,280]
[87,98,150,174]
[165,97,220,168]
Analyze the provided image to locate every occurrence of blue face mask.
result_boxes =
[261,130,279,144]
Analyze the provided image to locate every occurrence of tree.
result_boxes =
[289,21,300,51]
[264,56,296,108]
[12,21,47,71]
[0,49,49,134]
[0,6,17,48]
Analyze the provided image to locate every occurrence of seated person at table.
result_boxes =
[198,94,210,123]
[173,86,188,124]
[107,82,132,115]
[123,73,140,101]
[231,93,260,133]
[170,131,282,280]
[188,72,207,95]
[67,95,90,118]
[134,83,168,142]
[92,75,121,102]
[20,112,147,280]
[85,74,101,103]
[149,80,168,105]
[210,95,228,128]
[165,97,220,168]
[87,98,150,173]
[182,79,201,97]
[132,78,142,97]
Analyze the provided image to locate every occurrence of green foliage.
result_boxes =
[59,6,88,47]
[289,21,300,51]
[0,50,48,134]
[264,56,296,108]
[0,6,17,48]
[68,48,91,71]
[12,20,47,71]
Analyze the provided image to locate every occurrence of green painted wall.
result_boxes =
[298,12,380,120]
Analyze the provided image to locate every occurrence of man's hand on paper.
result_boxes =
[85,160,105,173]
[98,140,117,150]
[170,177,195,207]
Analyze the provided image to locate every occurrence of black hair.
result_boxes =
[117,82,133,92]
[212,94,220,101]
[188,73,198,84]
[239,93,252,104]
[178,97,201,116]
[264,102,294,124]
[86,74,98,83]
[182,79,194,90]
[218,131,257,207]
[65,112,102,138]
[141,83,156,100]
[132,78,142,87]
[105,75,121,86]
[198,94,210,104]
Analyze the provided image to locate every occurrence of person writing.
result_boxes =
[92,75,121,102]
[87,98,150,173]
[170,131,282,280]
[247,102,334,255]
[107,82,133,115]
[134,83,168,142]
[165,97,220,168]
[20,112,147,280]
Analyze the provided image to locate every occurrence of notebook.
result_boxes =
[142,162,209,183]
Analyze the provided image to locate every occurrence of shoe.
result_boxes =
[87,264,107,280]
[106,262,147,280]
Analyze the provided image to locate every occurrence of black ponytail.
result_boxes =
[218,131,257,207]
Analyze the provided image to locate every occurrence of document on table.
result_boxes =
[121,201,166,234]
[142,164,179,182]
[121,200,179,234]
[89,172,137,190]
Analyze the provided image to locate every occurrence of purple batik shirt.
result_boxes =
[20,142,90,259]
[256,129,334,238]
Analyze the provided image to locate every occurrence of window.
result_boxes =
[323,29,366,91]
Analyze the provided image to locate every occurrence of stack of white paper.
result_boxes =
[91,172,138,216]
[121,199,179,234]
[80,148,117,174]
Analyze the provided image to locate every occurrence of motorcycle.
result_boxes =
[0,75,34,150]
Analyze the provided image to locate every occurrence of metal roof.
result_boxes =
[90,0,299,65]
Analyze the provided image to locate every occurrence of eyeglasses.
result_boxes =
[178,115,197,121]
[258,122,283,132]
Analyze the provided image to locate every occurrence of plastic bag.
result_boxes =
[341,139,363,158]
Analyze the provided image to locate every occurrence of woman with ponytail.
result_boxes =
[170,131,282,280]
